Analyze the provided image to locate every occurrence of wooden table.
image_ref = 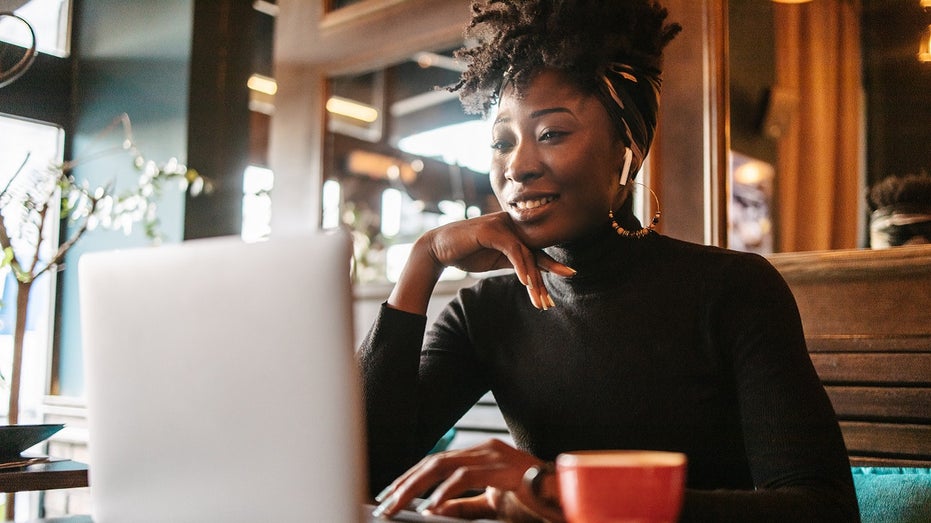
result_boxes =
[0,459,89,493]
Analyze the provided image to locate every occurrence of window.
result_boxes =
[0,0,72,57]
[325,49,497,284]
[0,114,64,424]
[242,165,274,243]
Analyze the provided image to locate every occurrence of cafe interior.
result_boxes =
[1,0,930,521]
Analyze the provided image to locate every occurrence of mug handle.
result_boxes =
[518,463,567,523]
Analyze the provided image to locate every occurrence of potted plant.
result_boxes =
[0,112,208,426]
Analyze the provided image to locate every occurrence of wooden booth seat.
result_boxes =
[769,245,931,468]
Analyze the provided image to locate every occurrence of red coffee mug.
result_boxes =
[523,450,687,523]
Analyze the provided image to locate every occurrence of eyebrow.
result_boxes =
[530,107,573,119]
[493,106,574,127]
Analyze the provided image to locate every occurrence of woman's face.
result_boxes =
[490,69,627,249]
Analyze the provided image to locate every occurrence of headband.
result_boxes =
[595,63,662,179]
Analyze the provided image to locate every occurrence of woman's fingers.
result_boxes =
[420,440,544,514]
[424,212,578,310]
[428,493,498,519]
[535,252,577,278]
[372,447,498,518]
[430,488,552,523]
[419,460,516,514]
[493,244,569,311]
[372,439,545,519]
[486,234,553,310]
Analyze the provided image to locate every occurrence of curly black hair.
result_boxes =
[868,172,931,211]
[868,172,931,247]
[450,0,682,116]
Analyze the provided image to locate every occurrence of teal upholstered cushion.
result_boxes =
[428,428,456,454]
[852,467,931,523]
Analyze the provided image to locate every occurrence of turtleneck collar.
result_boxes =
[542,218,658,292]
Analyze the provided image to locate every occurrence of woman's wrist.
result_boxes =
[387,235,445,315]
[525,463,561,506]
[520,462,566,522]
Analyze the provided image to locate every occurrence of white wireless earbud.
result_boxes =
[619,147,633,186]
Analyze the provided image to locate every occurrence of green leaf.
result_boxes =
[1,247,13,269]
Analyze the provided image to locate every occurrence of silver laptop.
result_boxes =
[79,231,365,523]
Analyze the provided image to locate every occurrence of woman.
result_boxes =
[362,1,860,521]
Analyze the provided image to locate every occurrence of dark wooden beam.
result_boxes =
[184,0,256,239]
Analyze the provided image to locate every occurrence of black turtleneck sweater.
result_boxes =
[360,231,860,522]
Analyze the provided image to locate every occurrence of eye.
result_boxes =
[490,138,513,151]
[539,129,567,142]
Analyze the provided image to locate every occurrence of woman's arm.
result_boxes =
[364,212,575,511]
[681,253,860,522]
[359,304,431,495]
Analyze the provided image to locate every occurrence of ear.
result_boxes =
[619,147,633,186]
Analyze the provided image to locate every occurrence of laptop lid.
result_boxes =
[79,231,365,522]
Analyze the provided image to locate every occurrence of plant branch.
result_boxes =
[59,113,135,173]
[41,189,103,276]
[0,213,26,279]
[0,151,29,201]
[26,196,51,278]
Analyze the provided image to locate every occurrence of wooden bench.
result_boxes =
[450,245,931,469]
[769,245,931,468]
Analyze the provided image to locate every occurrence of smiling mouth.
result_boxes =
[511,195,557,211]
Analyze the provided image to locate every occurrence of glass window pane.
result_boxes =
[0,0,72,57]
[0,114,64,424]
[242,165,274,243]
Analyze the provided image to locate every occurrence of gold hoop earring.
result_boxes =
[609,182,662,239]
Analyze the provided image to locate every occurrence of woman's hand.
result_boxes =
[371,439,560,522]
[388,212,576,314]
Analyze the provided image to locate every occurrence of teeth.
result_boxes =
[514,196,555,210]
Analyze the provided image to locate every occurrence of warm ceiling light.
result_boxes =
[326,96,379,123]
[920,25,931,63]
[247,74,277,95]
[733,159,775,186]
[345,150,417,184]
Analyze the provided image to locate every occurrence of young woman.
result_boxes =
[362,1,860,521]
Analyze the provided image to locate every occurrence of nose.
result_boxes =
[504,140,542,184]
